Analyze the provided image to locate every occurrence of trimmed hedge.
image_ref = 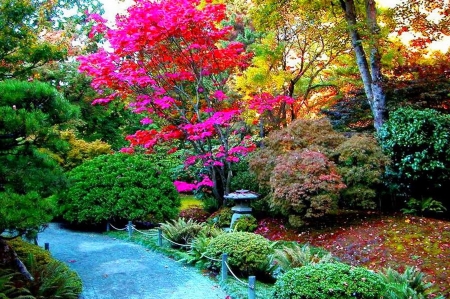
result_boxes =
[205,232,273,278]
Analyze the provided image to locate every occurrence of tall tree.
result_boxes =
[0,0,103,80]
[337,0,387,132]
[0,80,79,280]
[79,0,255,200]
[238,0,350,131]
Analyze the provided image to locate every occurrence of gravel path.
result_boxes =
[38,223,228,299]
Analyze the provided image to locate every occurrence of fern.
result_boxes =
[381,266,445,299]
[160,218,205,247]
[0,269,34,299]
[270,242,334,274]
[23,254,82,299]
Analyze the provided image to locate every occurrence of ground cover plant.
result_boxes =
[255,213,450,297]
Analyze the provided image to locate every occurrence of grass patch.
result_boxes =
[179,194,202,211]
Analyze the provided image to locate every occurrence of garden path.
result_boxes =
[38,223,227,299]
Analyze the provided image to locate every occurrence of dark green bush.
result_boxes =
[378,107,450,205]
[231,215,258,232]
[207,207,233,228]
[272,262,385,299]
[335,134,389,210]
[60,153,180,224]
[205,232,273,278]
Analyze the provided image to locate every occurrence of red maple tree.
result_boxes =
[78,0,254,200]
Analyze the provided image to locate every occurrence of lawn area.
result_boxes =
[255,213,450,297]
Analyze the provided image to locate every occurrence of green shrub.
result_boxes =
[272,262,386,299]
[205,232,274,278]
[230,159,263,195]
[207,207,233,228]
[26,255,82,299]
[60,153,180,224]
[381,266,445,299]
[160,218,205,247]
[379,107,450,204]
[335,134,389,210]
[231,215,258,232]
[401,197,447,216]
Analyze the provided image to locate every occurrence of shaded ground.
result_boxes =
[255,213,450,297]
[38,223,227,299]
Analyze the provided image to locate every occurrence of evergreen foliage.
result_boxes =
[60,153,180,224]
[379,107,450,205]
[272,262,386,299]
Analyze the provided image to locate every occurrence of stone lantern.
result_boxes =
[224,190,259,229]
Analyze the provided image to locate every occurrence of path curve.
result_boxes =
[38,223,228,299]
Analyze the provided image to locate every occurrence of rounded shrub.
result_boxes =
[272,262,385,299]
[60,153,180,224]
[378,107,450,204]
[205,232,273,278]
[335,134,389,210]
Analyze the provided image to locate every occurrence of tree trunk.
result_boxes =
[365,0,387,132]
[339,0,387,132]
[0,238,34,281]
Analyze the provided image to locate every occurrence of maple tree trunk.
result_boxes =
[365,0,387,132]
[339,0,387,132]
[0,238,34,281]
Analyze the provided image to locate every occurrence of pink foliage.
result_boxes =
[79,0,267,196]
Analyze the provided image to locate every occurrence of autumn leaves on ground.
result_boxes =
[256,213,450,296]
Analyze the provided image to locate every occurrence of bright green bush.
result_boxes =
[379,107,450,204]
[231,215,258,232]
[60,153,180,224]
[272,262,386,299]
[335,134,389,210]
[205,232,273,278]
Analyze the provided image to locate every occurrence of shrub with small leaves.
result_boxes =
[272,262,386,299]
[231,215,258,232]
[379,107,450,204]
[205,232,274,278]
[335,134,389,210]
[60,153,180,224]
[207,207,233,228]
